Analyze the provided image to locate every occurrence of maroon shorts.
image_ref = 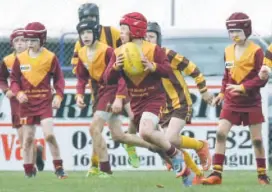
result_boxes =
[95,85,118,112]
[220,108,264,126]
[20,112,52,125]
[159,106,192,128]
[132,99,163,131]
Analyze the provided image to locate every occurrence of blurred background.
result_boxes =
[0,0,271,169]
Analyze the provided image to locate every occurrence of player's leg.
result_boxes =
[202,119,232,185]
[163,123,201,187]
[120,102,140,168]
[247,109,270,184]
[89,111,111,177]
[109,116,159,168]
[248,112,270,185]
[162,109,211,171]
[249,123,270,184]
[41,117,67,179]
[22,124,36,178]
[88,81,99,176]
[138,112,187,178]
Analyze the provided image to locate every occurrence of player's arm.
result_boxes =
[151,45,172,77]
[0,61,10,93]
[10,58,22,96]
[76,59,89,97]
[71,41,81,74]
[103,52,122,84]
[240,49,268,92]
[172,51,207,94]
[51,56,65,99]
[75,59,90,108]
[105,47,127,99]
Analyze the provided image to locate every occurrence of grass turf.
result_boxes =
[0,171,271,192]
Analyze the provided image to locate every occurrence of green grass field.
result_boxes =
[0,171,271,192]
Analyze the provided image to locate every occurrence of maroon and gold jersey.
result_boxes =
[104,41,172,116]
[0,53,16,91]
[264,43,272,67]
[161,48,207,114]
[221,41,267,112]
[71,26,121,66]
[76,42,127,102]
[0,53,20,116]
[10,48,65,117]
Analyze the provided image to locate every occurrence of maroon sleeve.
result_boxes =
[220,54,229,94]
[153,45,172,77]
[116,77,128,98]
[103,53,121,84]
[76,59,90,95]
[0,61,10,91]
[242,49,268,91]
[51,56,65,98]
[10,58,22,95]
[105,47,114,66]
[104,47,127,98]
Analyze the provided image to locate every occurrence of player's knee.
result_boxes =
[139,124,153,140]
[24,135,34,147]
[252,138,263,149]
[45,134,56,143]
[89,120,103,136]
[216,131,227,142]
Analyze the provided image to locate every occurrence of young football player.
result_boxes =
[10,22,67,179]
[0,28,44,172]
[73,3,139,175]
[201,12,270,185]
[146,21,213,184]
[104,12,188,180]
[75,19,161,177]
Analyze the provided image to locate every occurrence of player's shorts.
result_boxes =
[94,110,121,122]
[94,84,129,117]
[132,99,163,131]
[95,85,119,112]
[20,112,52,125]
[159,106,192,128]
[10,98,21,129]
[220,108,264,126]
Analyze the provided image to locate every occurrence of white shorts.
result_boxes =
[140,112,159,126]
[95,110,121,122]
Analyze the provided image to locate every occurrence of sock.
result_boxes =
[165,144,177,157]
[99,161,112,174]
[212,154,225,175]
[256,158,266,176]
[23,164,34,175]
[53,159,63,170]
[91,154,99,168]
[182,150,202,176]
[180,136,204,151]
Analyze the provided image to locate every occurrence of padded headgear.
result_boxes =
[78,3,99,25]
[226,12,252,38]
[147,21,162,46]
[120,12,147,38]
[77,20,99,44]
[24,22,47,46]
[10,28,24,46]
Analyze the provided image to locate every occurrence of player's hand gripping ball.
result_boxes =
[122,42,144,76]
